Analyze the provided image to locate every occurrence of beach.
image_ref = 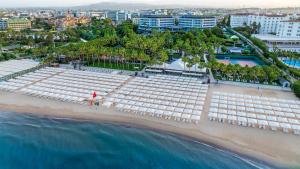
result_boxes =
[0,84,299,168]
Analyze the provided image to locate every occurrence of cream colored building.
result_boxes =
[7,18,31,31]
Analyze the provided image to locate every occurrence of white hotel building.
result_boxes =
[138,15,175,32]
[138,15,217,32]
[179,15,217,31]
[230,13,300,53]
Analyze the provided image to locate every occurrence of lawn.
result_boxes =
[88,61,145,71]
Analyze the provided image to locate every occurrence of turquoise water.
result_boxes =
[216,55,264,67]
[0,112,274,169]
[282,59,300,69]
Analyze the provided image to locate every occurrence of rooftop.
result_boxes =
[180,15,216,19]
[282,19,300,23]
[7,18,31,24]
[140,15,173,19]
[253,34,300,41]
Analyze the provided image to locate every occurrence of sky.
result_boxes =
[0,0,300,8]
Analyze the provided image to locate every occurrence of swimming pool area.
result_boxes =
[216,55,264,67]
[281,58,300,69]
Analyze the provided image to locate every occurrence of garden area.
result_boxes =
[209,56,283,85]
[88,61,145,71]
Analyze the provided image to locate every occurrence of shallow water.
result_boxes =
[0,112,274,169]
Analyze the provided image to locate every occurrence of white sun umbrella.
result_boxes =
[247,118,258,127]
[246,113,256,119]
[280,123,291,133]
[288,119,300,125]
[194,105,203,111]
[267,116,277,122]
[181,113,191,121]
[124,104,132,110]
[167,106,175,111]
[237,106,246,111]
[237,117,247,126]
[258,120,268,129]
[184,109,193,114]
[219,104,227,109]
[277,117,288,123]
[210,103,219,108]
[291,125,300,135]
[294,109,300,114]
[173,112,182,121]
[175,107,184,113]
[218,114,227,123]
[191,115,201,124]
[227,115,237,125]
[156,110,164,117]
[147,108,155,115]
[284,113,296,118]
[269,121,280,131]
[163,111,173,119]
[219,109,227,114]
[237,111,246,117]
[257,114,267,120]
[228,110,237,115]
[265,105,273,110]
[192,110,202,115]
[208,112,218,121]
[228,105,236,110]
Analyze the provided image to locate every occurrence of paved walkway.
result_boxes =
[217,80,291,91]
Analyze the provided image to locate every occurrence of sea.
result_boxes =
[0,111,275,169]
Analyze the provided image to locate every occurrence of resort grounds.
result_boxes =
[0,65,300,168]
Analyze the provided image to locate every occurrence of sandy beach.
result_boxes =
[0,84,300,168]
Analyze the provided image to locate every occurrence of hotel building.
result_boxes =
[138,15,175,32]
[231,13,300,53]
[0,19,7,30]
[138,15,217,32]
[6,18,31,31]
[179,15,217,31]
[230,13,289,34]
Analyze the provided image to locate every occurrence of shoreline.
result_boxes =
[0,91,299,168]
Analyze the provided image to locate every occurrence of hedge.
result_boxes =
[292,81,300,98]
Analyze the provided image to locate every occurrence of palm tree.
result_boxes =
[193,56,201,72]
[182,56,189,71]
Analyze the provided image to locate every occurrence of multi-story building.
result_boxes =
[277,19,300,38]
[179,15,217,31]
[106,11,118,23]
[230,13,250,28]
[252,19,300,53]
[117,11,129,24]
[230,13,290,34]
[248,14,289,34]
[138,15,175,32]
[0,19,8,30]
[105,11,130,24]
[55,11,90,30]
[138,15,216,32]
[7,18,31,31]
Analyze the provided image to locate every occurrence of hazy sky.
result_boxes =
[1,0,300,8]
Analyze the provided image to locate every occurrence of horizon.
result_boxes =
[1,0,300,9]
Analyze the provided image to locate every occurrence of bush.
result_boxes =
[289,68,300,79]
[292,81,300,98]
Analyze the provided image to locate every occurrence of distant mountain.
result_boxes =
[74,2,196,10]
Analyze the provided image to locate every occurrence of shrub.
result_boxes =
[292,81,300,98]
